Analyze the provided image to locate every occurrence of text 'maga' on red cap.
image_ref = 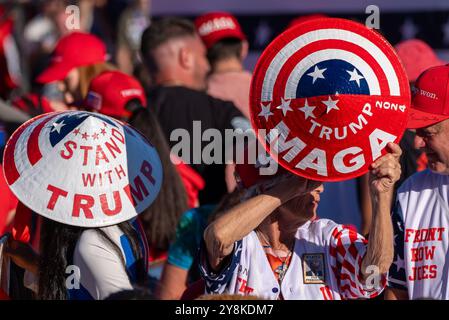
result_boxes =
[195,12,246,49]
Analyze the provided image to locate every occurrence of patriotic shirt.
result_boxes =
[200,218,385,300]
[388,169,449,299]
[68,219,148,300]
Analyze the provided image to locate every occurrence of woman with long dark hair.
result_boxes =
[37,219,147,300]
[4,110,163,300]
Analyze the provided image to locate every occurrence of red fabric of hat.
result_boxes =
[195,12,246,48]
[407,64,449,128]
[86,71,147,118]
[36,32,107,84]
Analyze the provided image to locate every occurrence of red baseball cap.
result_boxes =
[407,64,449,129]
[36,32,107,84]
[195,12,246,49]
[395,39,446,83]
[86,70,147,118]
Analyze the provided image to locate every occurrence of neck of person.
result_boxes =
[212,58,243,74]
[257,210,308,251]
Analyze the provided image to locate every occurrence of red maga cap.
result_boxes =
[36,32,107,84]
[86,71,147,118]
[407,64,449,129]
[250,18,410,182]
[195,12,246,49]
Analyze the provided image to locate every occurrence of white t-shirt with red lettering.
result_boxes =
[388,169,449,299]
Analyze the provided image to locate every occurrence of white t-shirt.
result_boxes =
[388,169,449,299]
[68,220,148,300]
[200,219,385,300]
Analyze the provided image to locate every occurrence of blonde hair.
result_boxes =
[77,62,116,98]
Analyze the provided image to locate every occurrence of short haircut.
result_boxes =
[141,17,197,75]
[207,38,243,67]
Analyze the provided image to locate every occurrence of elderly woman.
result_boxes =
[200,142,401,300]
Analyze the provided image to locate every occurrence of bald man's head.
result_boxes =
[141,18,210,90]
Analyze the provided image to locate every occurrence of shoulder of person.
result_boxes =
[397,169,446,195]
[75,225,123,256]
[303,218,362,244]
[305,218,339,232]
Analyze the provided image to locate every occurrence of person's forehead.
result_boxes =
[419,121,446,133]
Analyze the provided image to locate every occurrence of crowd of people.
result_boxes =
[0,1,449,301]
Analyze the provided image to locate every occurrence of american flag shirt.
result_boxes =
[388,170,449,299]
[200,218,386,300]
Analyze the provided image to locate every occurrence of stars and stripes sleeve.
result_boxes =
[199,239,242,294]
[329,225,386,299]
[387,201,407,290]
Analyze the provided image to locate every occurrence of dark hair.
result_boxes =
[37,218,147,300]
[128,108,189,252]
[207,38,243,67]
[125,99,145,115]
[140,17,197,76]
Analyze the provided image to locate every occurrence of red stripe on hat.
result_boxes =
[3,124,27,185]
[3,114,53,185]
[272,39,390,100]
[27,114,58,165]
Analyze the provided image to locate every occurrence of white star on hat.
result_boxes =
[276,97,293,116]
[258,102,273,121]
[346,68,364,87]
[298,99,316,120]
[307,65,327,84]
[51,120,66,133]
[322,96,339,114]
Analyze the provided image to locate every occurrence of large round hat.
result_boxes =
[250,18,410,181]
[2,111,163,227]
